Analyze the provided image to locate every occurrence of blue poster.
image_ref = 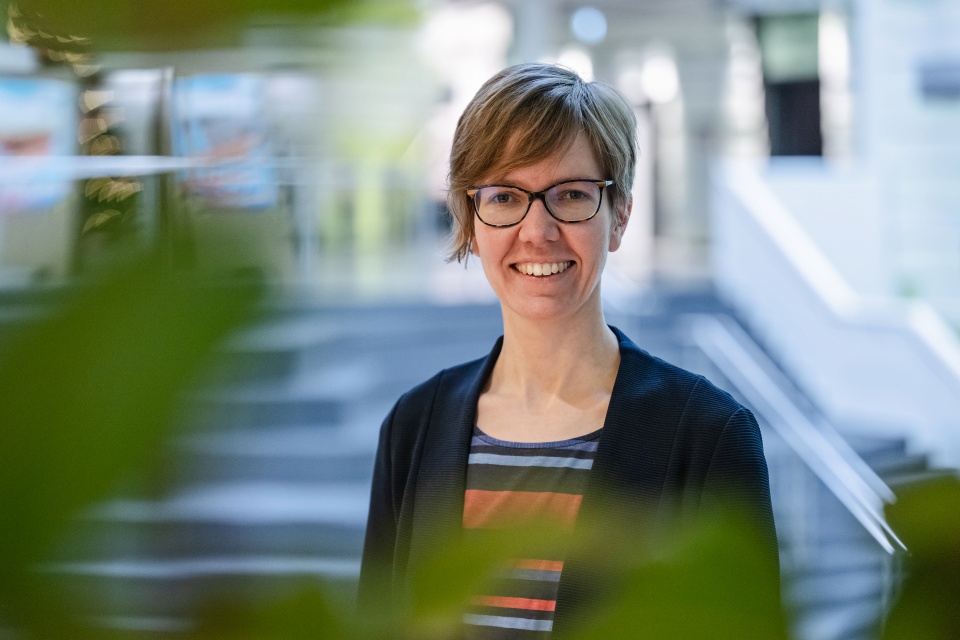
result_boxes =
[172,74,278,210]
[0,78,75,214]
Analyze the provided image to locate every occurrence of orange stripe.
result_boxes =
[463,490,583,529]
[511,558,565,572]
[471,596,557,612]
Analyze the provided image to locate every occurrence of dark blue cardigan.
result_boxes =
[359,327,777,631]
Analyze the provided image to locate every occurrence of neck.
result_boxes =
[492,302,620,405]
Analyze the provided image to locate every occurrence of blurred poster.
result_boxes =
[173,74,278,210]
[0,78,75,214]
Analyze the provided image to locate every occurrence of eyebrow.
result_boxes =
[476,176,600,191]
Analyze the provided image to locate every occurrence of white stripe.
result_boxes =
[463,614,553,631]
[468,453,593,469]
[509,568,562,582]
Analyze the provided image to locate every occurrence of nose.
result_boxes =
[517,196,560,244]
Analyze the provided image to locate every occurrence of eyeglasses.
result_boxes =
[466,179,614,228]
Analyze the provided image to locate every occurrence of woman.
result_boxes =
[359,63,777,636]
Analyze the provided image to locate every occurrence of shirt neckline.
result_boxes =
[473,425,603,449]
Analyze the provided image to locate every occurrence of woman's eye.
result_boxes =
[559,189,587,200]
[488,191,517,205]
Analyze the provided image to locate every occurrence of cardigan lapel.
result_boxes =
[406,337,503,573]
[553,327,678,632]
[580,327,675,516]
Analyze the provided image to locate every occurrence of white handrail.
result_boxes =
[688,313,906,555]
[0,155,300,181]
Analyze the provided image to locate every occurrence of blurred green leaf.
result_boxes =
[562,515,787,640]
[882,475,960,640]
[189,583,352,640]
[399,510,785,640]
[3,0,419,51]
[0,251,259,636]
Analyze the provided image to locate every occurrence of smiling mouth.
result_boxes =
[512,261,574,277]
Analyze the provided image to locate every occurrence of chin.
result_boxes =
[500,298,580,324]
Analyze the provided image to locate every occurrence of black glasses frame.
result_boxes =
[466,179,614,228]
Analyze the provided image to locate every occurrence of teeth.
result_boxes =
[515,262,571,277]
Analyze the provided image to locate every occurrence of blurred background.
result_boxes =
[1,0,959,638]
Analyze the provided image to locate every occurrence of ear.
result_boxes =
[608,195,632,252]
[470,234,480,257]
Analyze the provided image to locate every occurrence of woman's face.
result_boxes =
[471,133,631,326]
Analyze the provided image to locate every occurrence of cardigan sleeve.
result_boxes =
[357,399,400,613]
[703,406,779,569]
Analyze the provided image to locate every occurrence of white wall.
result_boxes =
[854,0,960,322]
[760,158,890,298]
[713,161,960,469]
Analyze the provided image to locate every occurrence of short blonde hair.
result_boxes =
[446,63,638,262]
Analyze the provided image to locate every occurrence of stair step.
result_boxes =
[54,555,361,580]
[175,424,378,484]
[843,433,908,461]
[178,451,376,485]
[52,555,360,620]
[88,481,371,526]
[869,452,930,480]
[215,302,504,384]
[887,467,960,491]
[797,543,887,574]
[788,568,885,607]
[792,599,883,640]
[71,481,370,566]
[187,364,378,429]
[68,518,365,561]
[189,396,347,430]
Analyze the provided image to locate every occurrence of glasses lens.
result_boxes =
[545,181,602,221]
[474,186,529,225]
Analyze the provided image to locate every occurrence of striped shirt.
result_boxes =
[462,426,600,639]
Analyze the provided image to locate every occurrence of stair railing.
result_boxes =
[688,313,905,556]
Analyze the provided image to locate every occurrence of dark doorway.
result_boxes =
[765,78,823,156]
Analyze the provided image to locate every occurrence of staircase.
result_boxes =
[50,301,505,630]
[5,287,943,638]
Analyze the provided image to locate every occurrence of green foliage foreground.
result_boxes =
[0,253,261,639]
[0,254,957,639]
[2,0,419,52]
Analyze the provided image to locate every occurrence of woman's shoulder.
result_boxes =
[611,326,748,427]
